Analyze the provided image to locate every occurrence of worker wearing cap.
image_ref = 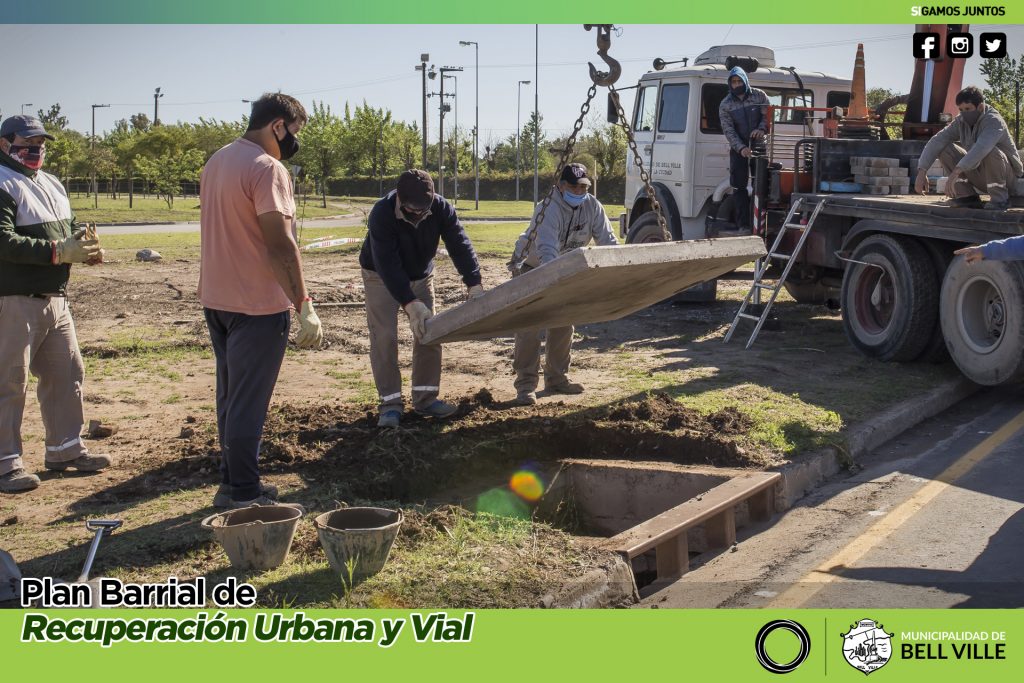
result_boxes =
[719,66,769,231]
[509,163,619,406]
[359,169,484,428]
[200,92,323,508]
[0,115,111,494]
[914,86,1022,211]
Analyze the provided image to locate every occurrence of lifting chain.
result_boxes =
[510,25,669,274]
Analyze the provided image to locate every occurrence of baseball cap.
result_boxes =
[396,169,435,210]
[560,162,591,186]
[0,115,55,141]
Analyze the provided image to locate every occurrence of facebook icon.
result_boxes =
[913,32,941,59]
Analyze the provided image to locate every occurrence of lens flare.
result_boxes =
[475,488,530,519]
[509,469,545,503]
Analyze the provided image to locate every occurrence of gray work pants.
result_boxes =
[510,267,574,393]
[0,295,89,476]
[362,268,441,412]
[939,144,1016,203]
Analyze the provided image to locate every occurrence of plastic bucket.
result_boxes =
[200,504,303,570]
[313,507,403,584]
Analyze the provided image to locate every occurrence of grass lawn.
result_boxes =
[71,196,346,225]
[330,196,626,220]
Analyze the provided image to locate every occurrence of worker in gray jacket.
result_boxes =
[914,86,1022,210]
[719,66,769,231]
[509,163,618,405]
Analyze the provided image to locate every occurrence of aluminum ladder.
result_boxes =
[724,197,829,349]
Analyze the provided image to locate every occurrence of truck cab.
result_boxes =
[621,45,851,246]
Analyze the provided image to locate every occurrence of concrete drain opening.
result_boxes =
[536,459,781,597]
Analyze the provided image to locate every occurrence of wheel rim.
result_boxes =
[957,274,1005,355]
[852,260,896,336]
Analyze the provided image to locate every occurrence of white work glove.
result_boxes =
[404,300,432,341]
[55,234,100,264]
[295,299,323,349]
[467,284,485,299]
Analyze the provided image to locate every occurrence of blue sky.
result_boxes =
[3,23,1021,145]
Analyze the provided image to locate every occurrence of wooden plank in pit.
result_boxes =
[421,237,766,345]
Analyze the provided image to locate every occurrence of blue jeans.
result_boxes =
[204,308,289,501]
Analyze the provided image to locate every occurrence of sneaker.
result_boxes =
[946,195,982,208]
[512,391,537,406]
[414,400,458,418]
[212,483,278,509]
[545,381,585,395]
[224,496,305,514]
[377,410,402,428]
[0,468,40,493]
[44,453,111,472]
[984,199,1010,211]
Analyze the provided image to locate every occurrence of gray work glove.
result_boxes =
[295,299,323,348]
[404,300,432,341]
[55,234,100,264]
[467,284,485,300]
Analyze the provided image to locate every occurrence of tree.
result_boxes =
[134,149,205,209]
[43,129,86,186]
[36,104,68,132]
[866,87,899,109]
[981,55,1024,146]
[577,119,627,178]
[130,113,151,133]
[294,101,344,208]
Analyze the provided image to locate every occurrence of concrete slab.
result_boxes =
[421,237,766,345]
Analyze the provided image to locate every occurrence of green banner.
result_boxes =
[7,0,1023,23]
[2,608,1021,680]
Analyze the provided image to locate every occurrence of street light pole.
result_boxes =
[415,54,430,168]
[434,66,463,197]
[21,103,33,115]
[516,80,531,202]
[153,87,164,126]
[444,74,459,203]
[91,104,110,209]
[459,40,480,210]
[534,25,540,203]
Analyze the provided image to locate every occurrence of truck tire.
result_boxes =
[939,256,1024,385]
[625,211,671,243]
[841,234,937,362]
[917,240,953,363]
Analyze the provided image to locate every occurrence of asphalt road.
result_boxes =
[642,385,1024,609]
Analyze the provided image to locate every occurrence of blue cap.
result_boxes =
[0,115,55,140]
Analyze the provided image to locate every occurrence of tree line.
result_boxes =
[30,100,628,209]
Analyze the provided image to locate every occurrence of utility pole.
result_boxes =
[443,73,458,203]
[516,80,531,202]
[433,66,463,196]
[459,40,480,210]
[1015,80,1020,149]
[21,103,33,115]
[534,25,540,204]
[415,54,431,168]
[91,104,110,209]
[153,87,163,126]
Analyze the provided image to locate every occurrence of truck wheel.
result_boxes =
[917,240,954,363]
[625,211,671,243]
[940,256,1024,385]
[841,234,937,362]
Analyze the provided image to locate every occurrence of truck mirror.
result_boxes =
[607,92,620,124]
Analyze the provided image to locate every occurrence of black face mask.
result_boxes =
[731,85,746,97]
[274,121,300,160]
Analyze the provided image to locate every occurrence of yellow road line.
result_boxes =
[768,408,1024,609]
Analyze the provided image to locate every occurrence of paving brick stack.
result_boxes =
[849,156,911,195]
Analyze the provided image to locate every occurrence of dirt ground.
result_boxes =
[0,246,960,606]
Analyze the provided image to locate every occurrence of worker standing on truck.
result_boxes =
[719,66,770,231]
[359,169,484,428]
[0,115,111,494]
[914,86,1022,211]
[509,163,619,406]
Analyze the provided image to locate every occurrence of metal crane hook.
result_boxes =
[584,24,621,87]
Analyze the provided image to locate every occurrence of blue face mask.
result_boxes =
[563,190,587,207]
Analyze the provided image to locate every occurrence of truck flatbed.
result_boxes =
[793,192,1024,238]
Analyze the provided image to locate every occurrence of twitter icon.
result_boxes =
[980,32,1008,58]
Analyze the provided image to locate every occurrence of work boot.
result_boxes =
[45,453,111,473]
[545,381,585,395]
[512,391,537,406]
[946,194,982,208]
[213,483,278,509]
[0,468,40,493]
[377,410,402,428]
[984,199,1010,211]
[414,400,458,419]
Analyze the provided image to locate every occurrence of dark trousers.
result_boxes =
[729,149,753,230]
[204,308,289,501]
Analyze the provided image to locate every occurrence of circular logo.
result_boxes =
[755,620,811,674]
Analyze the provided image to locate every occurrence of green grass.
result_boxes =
[71,195,346,225]
[330,196,625,220]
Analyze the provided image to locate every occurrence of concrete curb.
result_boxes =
[776,376,982,509]
[548,554,639,608]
